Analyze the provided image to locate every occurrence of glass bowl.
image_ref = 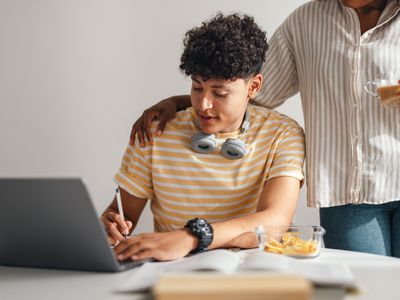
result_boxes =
[255,225,325,258]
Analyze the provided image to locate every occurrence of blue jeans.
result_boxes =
[320,201,400,257]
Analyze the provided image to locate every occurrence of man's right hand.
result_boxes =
[101,210,133,245]
[129,98,178,147]
[129,95,192,146]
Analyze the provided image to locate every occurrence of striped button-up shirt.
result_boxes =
[257,0,400,207]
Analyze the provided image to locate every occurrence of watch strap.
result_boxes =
[184,218,213,251]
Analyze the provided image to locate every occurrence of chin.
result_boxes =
[200,125,218,135]
[200,128,216,135]
[341,0,373,9]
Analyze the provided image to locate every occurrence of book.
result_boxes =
[153,273,312,300]
[115,249,356,293]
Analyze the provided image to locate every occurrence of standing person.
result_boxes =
[102,13,305,261]
[130,0,400,257]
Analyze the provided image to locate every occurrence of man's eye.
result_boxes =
[214,92,228,98]
[192,86,202,91]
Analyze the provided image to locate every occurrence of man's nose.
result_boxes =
[199,95,213,110]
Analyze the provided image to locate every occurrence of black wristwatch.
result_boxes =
[184,218,213,252]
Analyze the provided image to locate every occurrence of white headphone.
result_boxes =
[191,110,250,160]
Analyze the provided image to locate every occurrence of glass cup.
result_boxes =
[255,225,325,258]
[365,72,400,108]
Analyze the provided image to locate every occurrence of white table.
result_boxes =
[312,248,400,300]
[1,248,399,300]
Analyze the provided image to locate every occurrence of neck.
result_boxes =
[344,0,389,34]
[342,0,388,11]
[356,0,388,13]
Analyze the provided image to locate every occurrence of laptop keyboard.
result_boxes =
[119,258,153,270]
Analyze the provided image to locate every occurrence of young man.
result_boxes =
[102,13,305,261]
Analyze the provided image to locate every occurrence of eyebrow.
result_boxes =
[191,76,228,89]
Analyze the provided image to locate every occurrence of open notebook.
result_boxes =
[116,248,356,292]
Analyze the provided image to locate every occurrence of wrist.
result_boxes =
[184,218,214,252]
[173,95,191,111]
[181,228,200,251]
[164,97,178,110]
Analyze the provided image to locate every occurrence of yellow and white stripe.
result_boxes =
[115,105,305,232]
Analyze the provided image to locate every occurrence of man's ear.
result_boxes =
[248,74,263,100]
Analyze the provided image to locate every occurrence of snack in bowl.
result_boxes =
[255,225,325,258]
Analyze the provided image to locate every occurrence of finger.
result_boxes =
[116,241,145,260]
[126,220,133,231]
[156,107,176,136]
[114,214,130,235]
[134,117,145,147]
[129,122,140,145]
[155,113,170,136]
[156,103,177,136]
[108,236,117,246]
[102,216,116,233]
[105,221,125,242]
[143,111,159,145]
[116,239,156,260]
[105,212,129,236]
[114,236,140,255]
[130,249,158,261]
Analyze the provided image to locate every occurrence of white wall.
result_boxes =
[0,0,318,233]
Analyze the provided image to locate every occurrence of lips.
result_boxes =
[200,115,215,120]
[198,114,217,125]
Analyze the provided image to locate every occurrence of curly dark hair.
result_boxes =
[179,13,268,80]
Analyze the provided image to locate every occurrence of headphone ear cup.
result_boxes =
[191,133,217,153]
[221,139,247,160]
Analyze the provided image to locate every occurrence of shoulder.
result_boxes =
[151,107,195,134]
[129,108,195,156]
[248,104,304,134]
[281,0,336,29]
[288,0,332,17]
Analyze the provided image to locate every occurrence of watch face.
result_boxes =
[185,218,213,251]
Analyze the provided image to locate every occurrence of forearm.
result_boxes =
[210,177,300,249]
[101,188,148,235]
[170,94,191,111]
[210,209,293,249]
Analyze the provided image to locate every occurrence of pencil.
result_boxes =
[115,188,128,238]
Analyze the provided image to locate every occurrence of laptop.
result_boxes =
[0,178,149,272]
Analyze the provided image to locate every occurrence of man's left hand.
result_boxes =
[113,229,198,261]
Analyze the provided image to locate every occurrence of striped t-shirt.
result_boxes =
[257,0,400,207]
[114,105,305,232]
